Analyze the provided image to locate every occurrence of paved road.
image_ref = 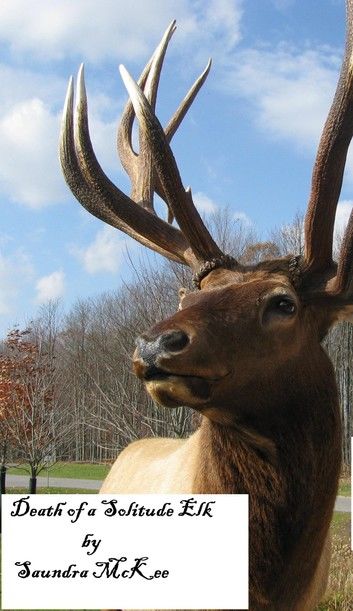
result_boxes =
[4,475,352,513]
[6,474,102,490]
[335,495,351,513]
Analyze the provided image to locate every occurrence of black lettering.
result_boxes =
[93,557,127,578]
[178,497,198,516]
[129,557,153,580]
[101,500,118,517]
[11,497,30,517]
[15,561,31,578]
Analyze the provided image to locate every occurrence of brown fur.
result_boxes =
[101,266,343,610]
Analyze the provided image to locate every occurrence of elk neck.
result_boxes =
[193,344,342,610]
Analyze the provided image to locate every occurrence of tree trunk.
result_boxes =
[1,465,6,494]
[29,476,37,494]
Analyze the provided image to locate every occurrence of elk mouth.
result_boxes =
[137,363,230,409]
[143,365,172,381]
[145,372,212,407]
[141,364,224,383]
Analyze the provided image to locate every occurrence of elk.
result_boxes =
[59,4,353,610]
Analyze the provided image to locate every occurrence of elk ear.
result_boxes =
[318,199,353,324]
[178,287,187,310]
[312,295,353,335]
[332,304,353,324]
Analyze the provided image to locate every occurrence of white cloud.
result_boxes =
[0,0,243,64]
[0,64,66,113]
[221,45,340,152]
[0,98,66,208]
[35,270,65,303]
[334,200,353,242]
[179,0,243,60]
[193,191,218,214]
[0,66,70,209]
[0,73,120,209]
[0,249,34,315]
[74,226,128,274]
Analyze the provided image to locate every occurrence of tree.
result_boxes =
[271,212,305,257]
[0,328,71,492]
[241,241,280,265]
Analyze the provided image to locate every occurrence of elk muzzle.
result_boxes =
[134,330,190,379]
[133,328,214,408]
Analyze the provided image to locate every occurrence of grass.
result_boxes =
[331,512,351,528]
[9,464,348,493]
[6,486,97,494]
[338,477,351,498]
[7,461,110,480]
[316,512,353,610]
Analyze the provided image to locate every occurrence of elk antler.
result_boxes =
[59,21,225,271]
[304,0,353,279]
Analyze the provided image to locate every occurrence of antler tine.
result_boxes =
[164,58,212,142]
[59,66,194,266]
[304,0,353,275]
[117,59,151,177]
[163,58,212,224]
[331,208,353,297]
[144,20,177,109]
[118,21,177,214]
[117,21,211,226]
[119,64,224,263]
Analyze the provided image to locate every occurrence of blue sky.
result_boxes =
[0,0,352,337]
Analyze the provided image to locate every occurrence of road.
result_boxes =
[5,475,352,512]
[335,495,351,513]
[6,474,102,491]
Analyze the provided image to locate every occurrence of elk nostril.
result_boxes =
[160,330,189,353]
[135,336,157,364]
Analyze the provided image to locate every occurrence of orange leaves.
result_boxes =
[0,328,53,425]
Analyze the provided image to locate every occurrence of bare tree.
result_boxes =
[271,212,305,256]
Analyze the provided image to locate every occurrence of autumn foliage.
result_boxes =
[0,328,52,414]
[0,328,55,475]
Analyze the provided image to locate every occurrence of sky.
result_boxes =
[0,0,352,337]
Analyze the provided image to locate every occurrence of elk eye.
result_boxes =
[262,295,297,324]
[276,298,296,315]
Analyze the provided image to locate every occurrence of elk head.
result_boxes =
[60,5,353,426]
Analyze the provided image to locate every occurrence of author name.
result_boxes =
[15,556,170,580]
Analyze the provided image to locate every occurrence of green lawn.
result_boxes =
[7,465,351,496]
[338,477,351,497]
[7,461,110,480]
[316,512,352,610]
[6,486,97,494]
[331,511,351,527]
